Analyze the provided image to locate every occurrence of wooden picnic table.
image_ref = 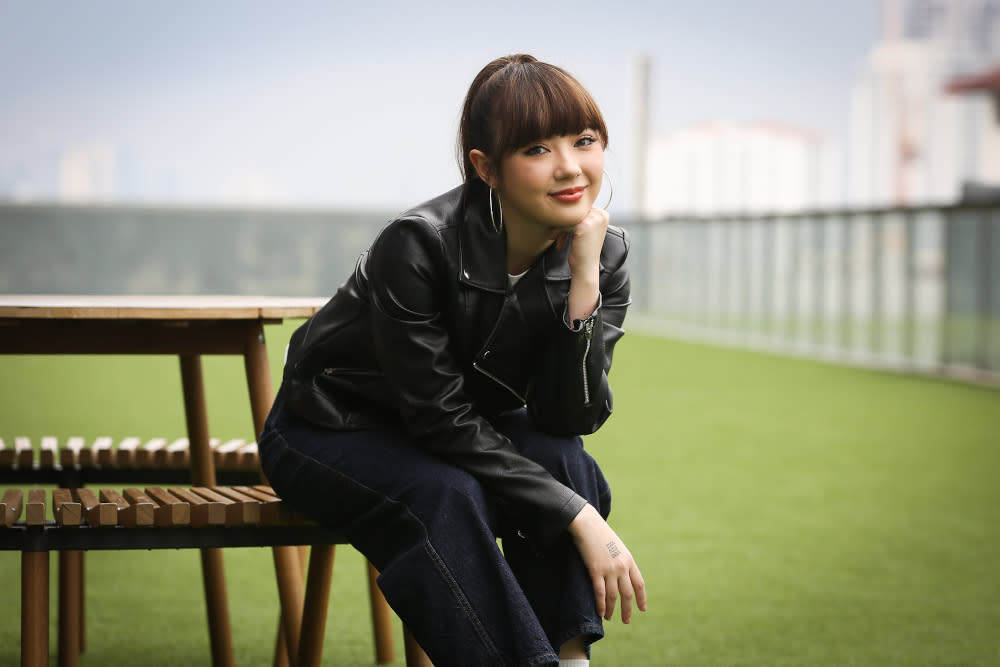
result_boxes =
[0,294,326,667]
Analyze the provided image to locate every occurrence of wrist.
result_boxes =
[567,503,602,540]
[567,277,599,323]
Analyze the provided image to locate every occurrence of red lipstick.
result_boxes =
[550,186,585,202]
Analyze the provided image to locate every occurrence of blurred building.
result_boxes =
[58,141,118,202]
[643,120,839,216]
[945,64,1000,201]
[848,0,1000,207]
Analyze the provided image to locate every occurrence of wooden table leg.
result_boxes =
[404,625,433,667]
[58,550,82,667]
[297,544,336,667]
[242,322,309,667]
[22,551,49,667]
[78,552,85,653]
[181,354,234,667]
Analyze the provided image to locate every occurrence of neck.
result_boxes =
[504,216,554,275]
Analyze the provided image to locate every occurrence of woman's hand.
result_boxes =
[567,503,647,623]
[554,208,609,321]
[553,207,609,275]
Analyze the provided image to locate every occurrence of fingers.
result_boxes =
[599,559,647,624]
[604,579,618,621]
[619,573,634,623]
[591,574,606,618]
[632,563,648,613]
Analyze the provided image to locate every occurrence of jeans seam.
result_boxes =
[422,538,510,666]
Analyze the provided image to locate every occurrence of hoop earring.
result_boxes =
[599,171,614,210]
[488,187,503,234]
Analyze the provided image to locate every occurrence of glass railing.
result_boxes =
[2,200,997,382]
[625,204,999,383]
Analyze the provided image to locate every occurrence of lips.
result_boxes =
[550,186,585,203]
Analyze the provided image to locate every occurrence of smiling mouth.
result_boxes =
[550,186,585,202]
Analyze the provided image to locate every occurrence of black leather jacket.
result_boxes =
[282,179,630,548]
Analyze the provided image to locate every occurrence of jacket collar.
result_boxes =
[458,180,572,292]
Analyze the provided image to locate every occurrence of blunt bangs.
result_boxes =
[458,55,608,182]
[491,62,608,158]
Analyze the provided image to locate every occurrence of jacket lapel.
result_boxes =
[457,181,509,294]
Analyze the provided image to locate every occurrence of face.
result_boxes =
[493,130,604,234]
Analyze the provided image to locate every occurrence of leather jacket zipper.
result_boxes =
[473,351,527,404]
[581,317,594,405]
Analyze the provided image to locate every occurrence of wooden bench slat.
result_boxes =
[59,436,86,467]
[1,488,24,527]
[189,487,244,526]
[40,436,58,468]
[144,487,191,527]
[168,487,226,527]
[15,437,35,467]
[165,439,191,468]
[236,442,259,470]
[135,438,167,467]
[213,439,247,470]
[115,437,143,466]
[99,489,130,510]
[93,437,115,466]
[209,486,261,524]
[120,488,155,527]
[73,487,118,527]
[233,485,293,525]
[78,436,111,467]
[52,488,82,527]
[0,438,12,467]
[26,489,47,526]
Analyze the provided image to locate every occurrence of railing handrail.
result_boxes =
[634,200,1000,224]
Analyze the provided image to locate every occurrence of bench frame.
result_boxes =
[1,486,398,667]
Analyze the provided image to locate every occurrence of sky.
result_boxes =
[0,1,881,213]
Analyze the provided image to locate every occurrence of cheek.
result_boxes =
[504,165,548,195]
[584,152,605,177]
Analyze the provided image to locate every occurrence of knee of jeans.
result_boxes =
[420,468,495,529]
[522,433,591,475]
[257,427,284,484]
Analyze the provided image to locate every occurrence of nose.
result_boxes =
[553,146,581,180]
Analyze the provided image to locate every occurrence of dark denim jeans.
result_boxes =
[258,388,612,667]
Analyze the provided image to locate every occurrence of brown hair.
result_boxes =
[457,54,608,183]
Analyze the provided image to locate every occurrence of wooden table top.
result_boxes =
[0,295,327,321]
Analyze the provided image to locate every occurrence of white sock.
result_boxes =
[560,660,590,667]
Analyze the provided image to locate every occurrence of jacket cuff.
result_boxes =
[527,492,589,552]
[562,293,603,331]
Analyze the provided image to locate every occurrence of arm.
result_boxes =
[365,217,585,548]
[534,210,645,622]
[528,212,631,435]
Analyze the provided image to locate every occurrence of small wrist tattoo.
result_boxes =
[606,541,621,558]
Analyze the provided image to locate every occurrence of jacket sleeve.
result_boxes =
[527,226,631,435]
[365,217,586,549]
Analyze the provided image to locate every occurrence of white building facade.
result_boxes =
[849,0,1000,207]
[643,120,839,217]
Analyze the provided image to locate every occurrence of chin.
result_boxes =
[550,205,591,225]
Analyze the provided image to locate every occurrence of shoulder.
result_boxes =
[394,184,466,234]
[367,185,468,284]
[370,185,465,257]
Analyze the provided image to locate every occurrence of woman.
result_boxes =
[259,54,646,666]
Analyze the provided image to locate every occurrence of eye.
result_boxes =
[523,144,549,156]
[576,135,597,148]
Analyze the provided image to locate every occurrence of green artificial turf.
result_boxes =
[2,323,999,665]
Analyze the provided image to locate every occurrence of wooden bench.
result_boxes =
[1,436,430,667]
[1,485,416,667]
[0,435,261,486]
